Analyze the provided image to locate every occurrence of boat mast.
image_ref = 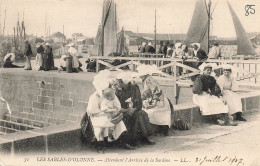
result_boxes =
[0,6,1,36]
[154,9,157,51]
[3,7,6,36]
[207,0,211,53]
[137,25,139,48]
[45,12,47,37]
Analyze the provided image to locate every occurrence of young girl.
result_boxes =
[100,88,122,141]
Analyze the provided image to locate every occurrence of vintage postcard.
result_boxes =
[0,0,259,166]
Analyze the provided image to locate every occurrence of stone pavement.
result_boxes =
[0,109,259,166]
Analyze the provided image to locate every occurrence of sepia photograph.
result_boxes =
[0,0,259,165]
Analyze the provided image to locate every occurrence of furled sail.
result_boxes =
[227,1,256,55]
[185,0,209,53]
[116,27,128,55]
[92,24,102,56]
[101,0,117,56]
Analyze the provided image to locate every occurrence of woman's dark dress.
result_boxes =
[116,82,152,145]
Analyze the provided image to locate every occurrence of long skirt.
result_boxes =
[193,92,229,115]
[90,115,126,142]
[123,110,152,144]
[24,56,32,69]
[35,53,43,70]
[80,112,96,143]
[42,54,49,70]
[222,90,242,115]
[80,112,126,143]
[143,97,171,127]
[72,55,79,68]
[48,53,55,69]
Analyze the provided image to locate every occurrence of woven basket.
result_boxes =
[110,113,123,124]
[175,119,191,130]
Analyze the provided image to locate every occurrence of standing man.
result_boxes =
[157,41,164,54]
[24,40,32,70]
[208,42,221,59]
[162,41,170,57]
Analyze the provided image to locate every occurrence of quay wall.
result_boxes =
[0,70,96,128]
[0,69,259,129]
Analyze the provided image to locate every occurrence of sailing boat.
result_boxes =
[88,0,129,71]
[185,0,257,56]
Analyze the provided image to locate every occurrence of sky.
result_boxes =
[0,0,259,38]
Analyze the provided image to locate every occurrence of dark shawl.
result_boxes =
[115,82,152,143]
[192,74,222,97]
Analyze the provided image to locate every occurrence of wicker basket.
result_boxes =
[110,113,123,124]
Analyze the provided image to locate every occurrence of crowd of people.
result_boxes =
[1,40,85,73]
[139,41,221,60]
[0,39,248,153]
[80,62,246,153]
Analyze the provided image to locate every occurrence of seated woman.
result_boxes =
[136,64,172,136]
[84,70,130,153]
[217,66,246,121]
[192,63,237,126]
[3,53,24,68]
[115,71,156,147]
[68,43,83,72]
[58,54,82,72]
[141,75,171,136]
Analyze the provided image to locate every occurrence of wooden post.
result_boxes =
[154,9,157,51]
[3,8,6,36]
[173,60,177,105]
[237,63,239,78]
[207,0,211,53]
[249,63,251,82]
[96,59,100,73]
[242,63,245,79]
[255,63,257,84]
[131,60,134,71]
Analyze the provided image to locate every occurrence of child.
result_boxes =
[142,88,157,109]
[100,88,121,141]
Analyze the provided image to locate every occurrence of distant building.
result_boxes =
[123,30,218,46]
[72,33,84,41]
[49,32,66,43]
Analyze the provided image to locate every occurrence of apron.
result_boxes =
[144,96,171,127]
[193,92,229,115]
[142,76,171,127]
[223,90,242,115]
